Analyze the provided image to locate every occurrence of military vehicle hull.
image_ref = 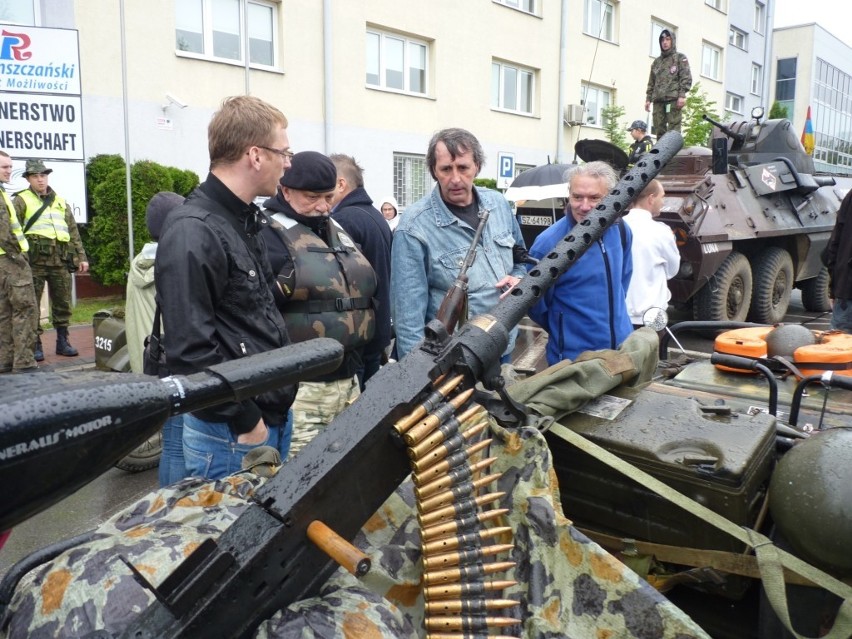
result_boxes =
[658,114,849,324]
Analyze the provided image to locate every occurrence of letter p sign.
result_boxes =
[497,152,515,189]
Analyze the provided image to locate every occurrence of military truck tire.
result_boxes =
[748,247,794,324]
[800,266,832,313]
[114,430,163,473]
[693,251,753,322]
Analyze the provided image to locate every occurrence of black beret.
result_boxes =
[280,151,337,192]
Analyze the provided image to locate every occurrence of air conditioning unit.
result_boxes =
[563,104,584,126]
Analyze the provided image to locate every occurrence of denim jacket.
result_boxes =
[391,186,526,359]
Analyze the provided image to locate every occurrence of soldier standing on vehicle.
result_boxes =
[262,151,378,455]
[645,29,692,137]
[13,159,88,361]
[626,120,654,167]
[0,151,39,374]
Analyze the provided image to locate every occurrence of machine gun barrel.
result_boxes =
[0,338,343,532]
[702,113,745,143]
[122,132,683,639]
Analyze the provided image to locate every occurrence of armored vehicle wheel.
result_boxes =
[748,247,793,324]
[693,251,753,322]
[114,429,162,472]
[800,266,832,312]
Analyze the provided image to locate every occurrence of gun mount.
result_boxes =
[109,131,683,639]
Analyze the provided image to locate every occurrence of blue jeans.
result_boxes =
[831,299,852,332]
[182,410,293,480]
[158,415,187,487]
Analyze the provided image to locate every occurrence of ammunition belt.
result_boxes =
[393,374,521,637]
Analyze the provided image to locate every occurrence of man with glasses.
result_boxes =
[155,96,297,480]
[527,161,633,365]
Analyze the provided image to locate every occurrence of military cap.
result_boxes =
[22,159,53,176]
[280,151,337,192]
[627,120,648,132]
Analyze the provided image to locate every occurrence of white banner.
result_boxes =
[0,25,86,221]
[0,93,83,160]
[0,26,81,95]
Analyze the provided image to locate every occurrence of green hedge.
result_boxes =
[85,157,198,285]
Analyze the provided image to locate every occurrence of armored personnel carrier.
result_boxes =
[658,107,847,323]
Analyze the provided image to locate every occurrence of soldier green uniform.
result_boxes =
[646,29,692,137]
[0,180,38,373]
[13,159,88,359]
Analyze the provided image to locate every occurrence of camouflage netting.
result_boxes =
[1,403,709,638]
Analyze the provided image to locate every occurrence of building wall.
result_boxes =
[772,24,852,174]
[724,0,773,118]
[7,0,735,211]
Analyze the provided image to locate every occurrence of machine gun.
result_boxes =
[0,134,681,637]
[434,207,490,334]
[108,131,683,638]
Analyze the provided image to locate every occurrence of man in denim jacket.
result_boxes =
[391,128,526,360]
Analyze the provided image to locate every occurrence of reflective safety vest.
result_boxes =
[269,213,377,352]
[17,188,70,242]
[0,189,28,254]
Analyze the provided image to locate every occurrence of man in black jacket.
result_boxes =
[825,190,852,332]
[155,96,297,479]
[329,154,392,387]
[626,120,653,167]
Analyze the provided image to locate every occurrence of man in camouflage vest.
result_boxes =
[645,29,692,137]
[0,151,39,373]
[13,159,88,360]
[262,151,378,455]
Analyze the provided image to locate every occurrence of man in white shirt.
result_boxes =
[623,179,680,327]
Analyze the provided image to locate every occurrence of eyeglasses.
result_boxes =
[257,145,295,159]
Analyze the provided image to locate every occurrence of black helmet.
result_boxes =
[769,428,852,576]
[765,324,815,359]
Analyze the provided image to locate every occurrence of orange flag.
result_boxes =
[801,106,815,156]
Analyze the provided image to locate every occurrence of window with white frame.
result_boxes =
[751,63,762,95]
[580,83,611,127]
[491,60,535,115]
[705,0,722,9]
[725,92,743,114]
[366,29,428,95]
[701,42,722,81]
[650,21,676,57]
[754,2,765,33]
[729,27,747,50]
[175,0,277,68]
[393,153,432,208]
[493,0,537,14]
[584,0,615,42]
[0,1,36,24]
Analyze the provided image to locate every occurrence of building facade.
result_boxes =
[772,24,852,174]
[722,0,773,119]
[3,1,769,216]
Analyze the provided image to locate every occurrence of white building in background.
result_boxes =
[771,23,852,174]
[4,1,740,215]
[722,0,773,119]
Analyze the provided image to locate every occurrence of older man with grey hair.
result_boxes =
[527,161,633,364]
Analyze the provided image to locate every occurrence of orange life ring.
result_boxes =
[713,327,852,377]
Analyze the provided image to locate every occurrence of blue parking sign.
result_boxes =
[497,152,514,188]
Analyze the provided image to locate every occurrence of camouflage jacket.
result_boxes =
[646,50,692,103]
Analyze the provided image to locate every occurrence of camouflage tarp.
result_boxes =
[1,405,709,638]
